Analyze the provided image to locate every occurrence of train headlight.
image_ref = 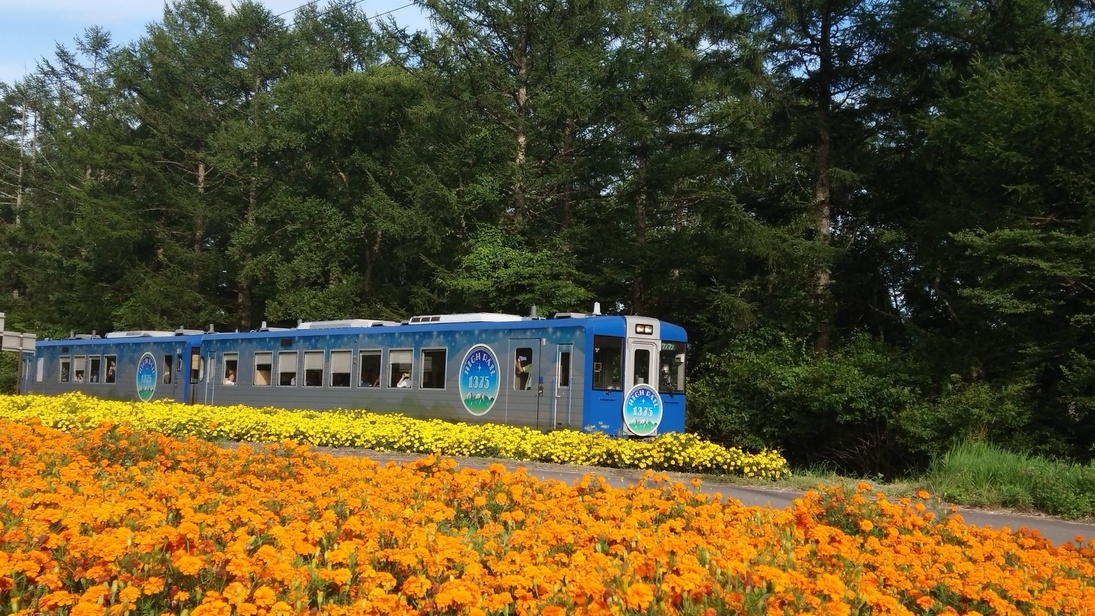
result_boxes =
[634,324,654,335]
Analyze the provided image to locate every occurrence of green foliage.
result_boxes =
[897,379,1032,459]
[689,331,925,476]
[444,226,591,314]
[0,353,15,395]
[928,440,1095,520]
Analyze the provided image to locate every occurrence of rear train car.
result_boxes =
[27,330,203,403]
[27,311,687,436]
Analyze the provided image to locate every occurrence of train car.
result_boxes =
[27,329,205,404]
[27,311,687,436]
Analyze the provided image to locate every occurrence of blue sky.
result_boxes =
[0,0,430,86]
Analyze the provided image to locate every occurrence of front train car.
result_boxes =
[578,315,687,435]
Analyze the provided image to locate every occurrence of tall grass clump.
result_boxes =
[928,440,1095,519]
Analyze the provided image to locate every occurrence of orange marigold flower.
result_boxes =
[252,585,277,608]
[402,575,431,599]
[38,590,77,609]
[326,567,352,587]
[859,520,874,533]
[81,585,110,605]
[117,586,140,604]
[141,577,165,596]
[172,554,204,576]
[624,583,655,611]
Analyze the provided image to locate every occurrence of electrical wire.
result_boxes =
[273,0,417,23]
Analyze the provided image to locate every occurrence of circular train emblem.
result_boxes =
[622,384,663,436]
[136,352,157,402]
[459,344,499,416]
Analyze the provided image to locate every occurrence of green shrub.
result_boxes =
[897,379,1032,459]
[689,331,924,476]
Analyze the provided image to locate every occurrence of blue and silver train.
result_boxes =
[22,311,687,436]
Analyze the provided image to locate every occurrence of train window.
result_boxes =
[420,349,446,389]
[330,350,351,387]
[105,355,117,383]
[73,356,86,383]
[36,358,44,382]
[633,349,651,385]
[558,350,571,388]
[60,356,71,383]
[304,351,324,387]
[658,342,686,394]
[592,336,623,391]
[90,356,102,383]
[359,350,381,387]
[190,349,202,383]
[223,353,238,386]
[514,348,533,390]
[389,349,412,388]
[163,355,173,384]
[278,351,298,386]
[254,352,272,386]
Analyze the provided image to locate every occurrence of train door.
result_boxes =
[162,343,189,404]
[625,339,659,389]
[186,345,205,404]
[509,338,543,428]
[19,353,33,394]
[551,343,574,429]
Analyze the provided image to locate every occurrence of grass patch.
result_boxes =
[926,440,1095,520]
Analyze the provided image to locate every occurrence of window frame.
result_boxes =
[420,348,447,389]
[223,352,238,386]
[254,352,273,386]
[303,350,324,387]
[359,349,382,388]
[104,355,117,384]
[389,349,412,388]
[592,335,624,391]
[330,349,352,387]
[278,351,298,386]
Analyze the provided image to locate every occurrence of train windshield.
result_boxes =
[658,341,686,393]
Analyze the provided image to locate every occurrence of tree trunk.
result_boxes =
[813,4,833,353]
[513,54,529,222]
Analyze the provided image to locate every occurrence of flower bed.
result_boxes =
[1,418,1093,615]
[0,393,790,479]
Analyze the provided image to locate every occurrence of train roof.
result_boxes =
[35,312,687,347]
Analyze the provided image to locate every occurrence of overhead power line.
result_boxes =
[274,0,417,23]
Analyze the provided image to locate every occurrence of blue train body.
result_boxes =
[24,312,687,436]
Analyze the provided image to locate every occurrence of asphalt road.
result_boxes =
[332,448,1095,549]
